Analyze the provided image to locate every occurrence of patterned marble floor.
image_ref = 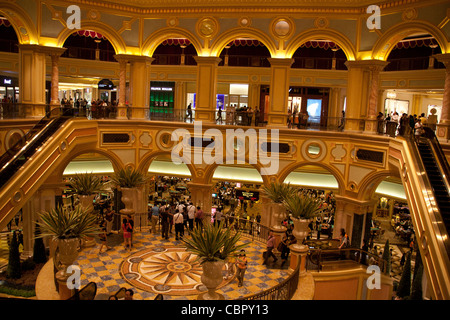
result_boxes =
[74,227,291,300]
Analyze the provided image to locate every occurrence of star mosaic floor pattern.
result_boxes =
[74,228,291,300]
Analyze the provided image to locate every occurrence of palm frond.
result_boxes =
[261,182,296,203]
[110,167,148,188]
[283,192,324,219]
[69,172,104,195]
[180,221,248,263]
[36,205,101,239]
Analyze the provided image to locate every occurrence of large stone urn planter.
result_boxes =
[54,237,80,280]
[119,187,137,216]
[198,260,225,300]
[79,195,96,247]
[291,217,310,250]
[270,203,287,231]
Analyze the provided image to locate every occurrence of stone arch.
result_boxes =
[138,150,197,179]
[209,27,278,58]
[142,27,202,57]
[53,146,124,182]
[357,169,402,202]
[285,28,356,61]
[56,21,127,54]
[0,3,38,45]
[371,20,449,61]
[203,161,271,186]
[277,161,346,195]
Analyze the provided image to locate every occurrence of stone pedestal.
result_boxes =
[289,244,309,276]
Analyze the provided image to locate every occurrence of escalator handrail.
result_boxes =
[0,108,71,185]
[420,126,450,197]
[404,127,450,260]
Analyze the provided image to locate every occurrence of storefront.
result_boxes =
[98,79,116,102]
[0,76,19,103]
[150,81,175,117]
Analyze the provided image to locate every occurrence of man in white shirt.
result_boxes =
[173,209,184,240]
[187,202,196,233]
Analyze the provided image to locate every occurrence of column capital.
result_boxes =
[345,59,389,71]
[114,54,154,64]
[18,44,66,56]
[267,57,294,67]
[193,56,222,65]
[434,53,450,69]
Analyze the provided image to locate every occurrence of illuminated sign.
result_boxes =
[4,79,11,85]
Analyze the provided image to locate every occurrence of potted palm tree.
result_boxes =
[283,192,323,250]
[110,167,148,215]
[261,182,296,230]
[35,205,101,279]
[69,172,104,213]
[180,222,248,300]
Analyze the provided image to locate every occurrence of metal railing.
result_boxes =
[306,247,387,273]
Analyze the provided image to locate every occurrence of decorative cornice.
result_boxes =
[49,0,431,16]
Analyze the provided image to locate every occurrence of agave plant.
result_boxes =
[180,222,248,264]
[69,172,104,195]
[261,182,296,203]
[283,192,324,220]
[110,167,147,188]
[35,205,101,240]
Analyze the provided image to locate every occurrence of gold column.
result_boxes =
[267,58,294,127]
[434,54,450,141]
[18,44,48,118]
[344,61,372,132]
[128,55,153,120]
[193,56,222,124]
[187,182,214,223]
[113,54,129,119]
[175,81,187,121]
[364,61,389,134]
[47,47,67,116]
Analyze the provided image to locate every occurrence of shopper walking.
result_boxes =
[187,202,196,233]
[263,232,278,264]
[151,204,160,233]
[173,209,184,240]
[235,250,248,287]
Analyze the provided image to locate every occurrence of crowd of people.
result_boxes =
[376,109,438,140]
[60,97,118,119]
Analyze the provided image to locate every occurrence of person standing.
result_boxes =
[105,207,114,235]
[173,209,184,240]
[98,226,111,253]
[187,202,196,233]
[195,206,204,230]
[254,107,260,127]
[187,103,193,122]
[161,207,170,240]
[214,207,223,226]
[151,204,160,234]
[122,218,132,251]
[235,250,248,287]
[264,232,278,264]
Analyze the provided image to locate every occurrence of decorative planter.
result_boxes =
[271,203,287,231]
[120,187,136,215]
[198,260,225,300]
[79,194,95,214]
[54,237,80,280]
[79,194,96,247]
[291,217,310,250]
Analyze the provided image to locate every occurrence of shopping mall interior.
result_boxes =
[0,0,449,303]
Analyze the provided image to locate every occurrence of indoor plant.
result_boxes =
[283,192,323,249]
[180,222,248,300]
[69,172,104,213]
[35,205,101,278]
[110,167,148,215]
[261,182,296,230]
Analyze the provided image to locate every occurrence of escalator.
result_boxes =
[417,128,450,236]
[402,126,450,299]
[0,109,72,187]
